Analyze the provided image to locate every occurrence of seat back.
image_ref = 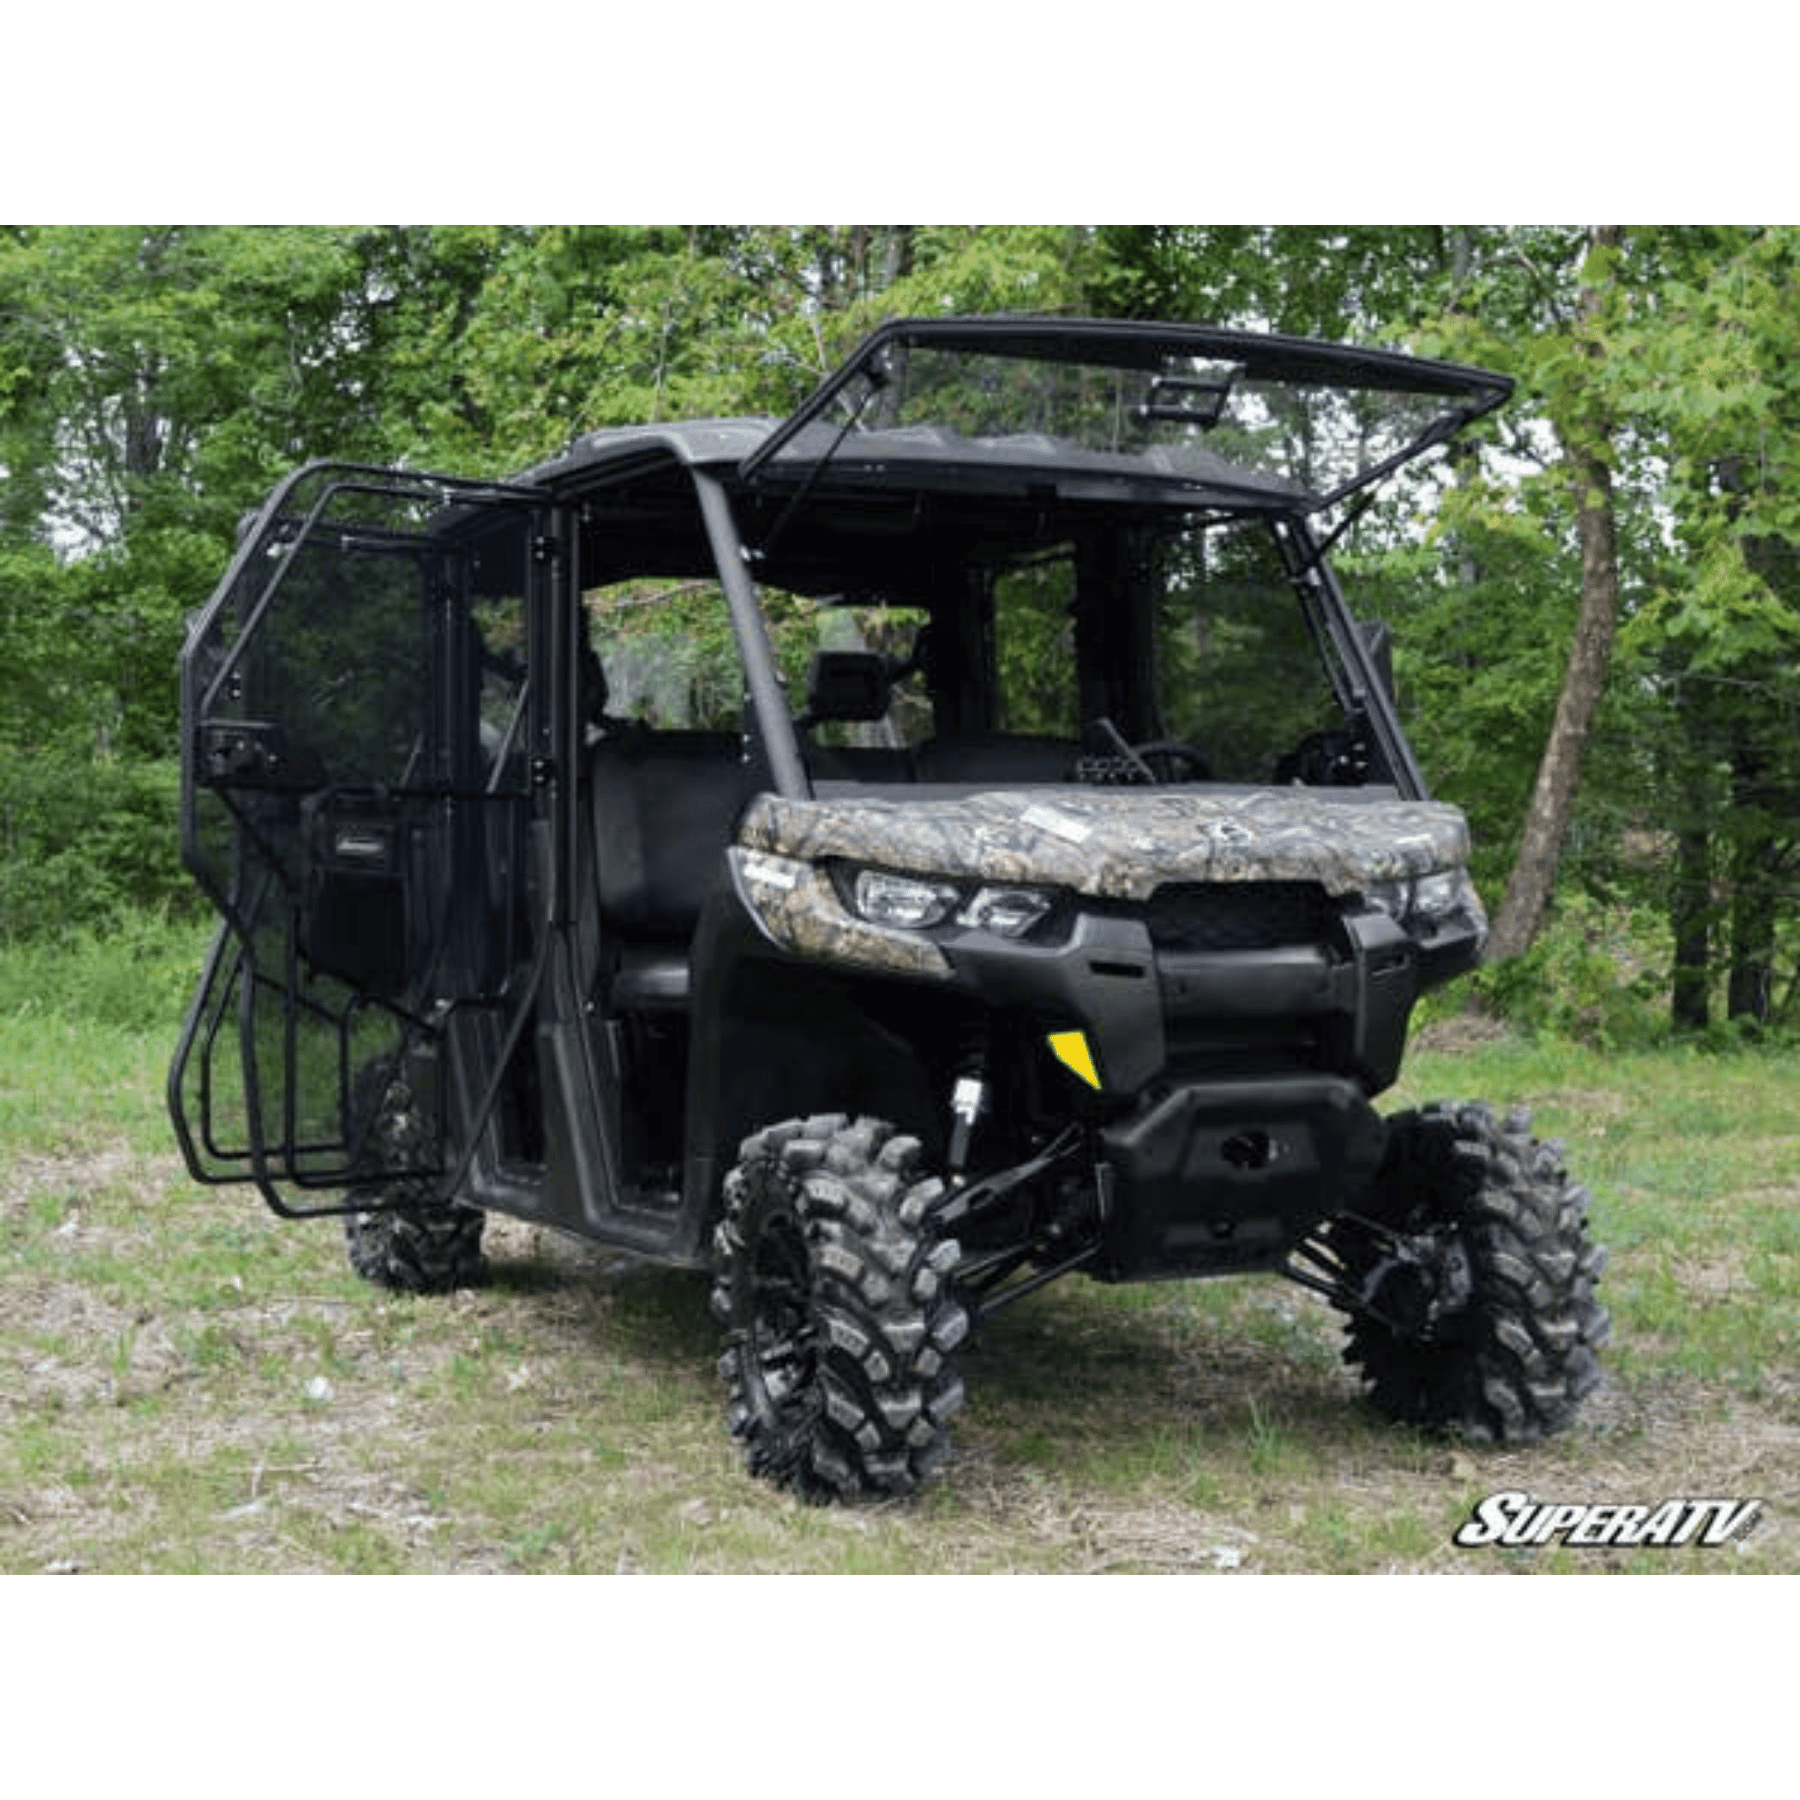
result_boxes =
[914,734,1078,783]
[588,732,758,938]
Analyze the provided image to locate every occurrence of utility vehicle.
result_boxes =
[170,315,1609,1500]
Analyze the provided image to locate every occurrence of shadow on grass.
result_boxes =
[475,1221,720,1369]
[473,1214,1393,1490]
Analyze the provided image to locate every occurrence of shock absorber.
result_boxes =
[947,1014,991,1179]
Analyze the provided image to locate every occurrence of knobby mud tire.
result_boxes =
[712,1115,969,1503]
[342,1059,487,1296]
[1324,1101,1610,1445]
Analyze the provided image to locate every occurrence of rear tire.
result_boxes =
[1322,1101,1609,1444]
[712,1115,968,1502]
[342,1059,486,1295]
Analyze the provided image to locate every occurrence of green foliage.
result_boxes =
[0,747,193,943]
[1340,497,1581,897]
[1089,226,1460,339]
[0,910,211,1034]
[0,538,68,743]
[590,581,749,731]
[1461,896,1672,1049]
[373,226,1103,476]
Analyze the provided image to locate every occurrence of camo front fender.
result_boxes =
[737,786,1473,903]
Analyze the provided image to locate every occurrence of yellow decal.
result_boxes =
[1048,1029,1101,1091]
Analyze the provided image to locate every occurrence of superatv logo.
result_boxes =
[1454,1490,1762,1550]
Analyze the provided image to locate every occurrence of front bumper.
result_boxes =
[1093,1073,1388,1279]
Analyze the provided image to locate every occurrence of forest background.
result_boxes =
[3,222,1799,1046]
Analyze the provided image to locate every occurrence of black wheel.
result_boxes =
[342,1059,486,1295]
[712,1115,969,1502]
[1319,1101,1609,1444]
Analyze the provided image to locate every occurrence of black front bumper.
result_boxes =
[1094,1073,1387,1279]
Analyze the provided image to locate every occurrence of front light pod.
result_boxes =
[1410,869,1466,923]
[958,885,1053,939]
[1363,877,1412,924]
[851,868,960,931]
[1362,867,1480,938]
[732,850,952,979]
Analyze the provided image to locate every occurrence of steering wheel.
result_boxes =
[1128,739,1212,782]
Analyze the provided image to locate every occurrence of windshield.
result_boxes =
[744,317,1511,513]
[782,514,1394,795]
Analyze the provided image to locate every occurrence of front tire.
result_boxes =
[1321,1101,1609,1445]
[712,1115,969,1502]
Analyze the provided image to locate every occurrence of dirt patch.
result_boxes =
[1411,1009,1514,1055]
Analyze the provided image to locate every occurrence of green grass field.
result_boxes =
[2,924,1794,1574]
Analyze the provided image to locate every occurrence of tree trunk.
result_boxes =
[879,226,914,289]
[1664,672,1718,1032]
[1484,439,1620,960]
[1725,738,1779,1023]
[1483,228,1623,965]
[1717,485,1793,1027]
[1670,819,1713,1032]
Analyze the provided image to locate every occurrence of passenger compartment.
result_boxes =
[587,731,760,1009]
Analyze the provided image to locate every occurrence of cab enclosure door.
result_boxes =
[170,463,549,1216]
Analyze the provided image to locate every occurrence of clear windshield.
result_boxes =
[761,515,1386,793]
[746,318,1510,512]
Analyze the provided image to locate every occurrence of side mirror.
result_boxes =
[802,651,891,726]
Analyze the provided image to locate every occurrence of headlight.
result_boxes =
[847,869,1057,940]
[1364,878,1411,923]
[731,849,952,980]
[1410,869,1468,924]
[1363,868,1481,937]
[851,869,960,931]
[957,885,1054,939]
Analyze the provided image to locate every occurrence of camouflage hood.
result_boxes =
[738,786,1472,901]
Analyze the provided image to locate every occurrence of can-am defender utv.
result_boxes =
[170,316,1609,1501]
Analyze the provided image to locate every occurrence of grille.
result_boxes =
[1144,882,1336,953]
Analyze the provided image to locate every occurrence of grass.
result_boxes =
[2,921,1796,1574]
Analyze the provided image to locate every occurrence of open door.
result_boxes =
[170,462,552,1216]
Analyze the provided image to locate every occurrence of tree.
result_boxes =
[0,226,484,935]
[1481,228,1626,963]
[0,227,414,751]
[1614,226,1800,1027]
[1404,224,1800,1028]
